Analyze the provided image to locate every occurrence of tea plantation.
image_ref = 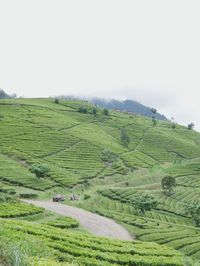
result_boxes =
[1,98,200,265]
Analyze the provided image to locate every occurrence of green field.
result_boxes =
[1,98,200,265]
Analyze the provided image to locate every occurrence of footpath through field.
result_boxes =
[25,200,133,241]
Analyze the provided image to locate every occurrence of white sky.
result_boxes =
[0,0,200,130]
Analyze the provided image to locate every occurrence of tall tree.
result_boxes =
[161,175,176,196]
[187,122,195,130]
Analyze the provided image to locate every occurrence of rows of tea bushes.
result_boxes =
[0,202,44,218]
[45,216,79,229]
[0,219,184,265]
[85,192,200,261]
[0,153,55,190]
[1,98,200,190]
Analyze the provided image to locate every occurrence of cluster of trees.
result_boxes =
[30,164,49,178]
[102,150,118,163]
[78,106,109,116]
[132,194,158,215]
[151,108,157,127]
[54,98,197,131]
[161,175,176,196]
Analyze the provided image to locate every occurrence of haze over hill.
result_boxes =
[90,98,167,121]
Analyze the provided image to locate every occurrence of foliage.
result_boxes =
[92,107,97,115]
[0,202,43,218]
[1,98,200,262]
[101,150,118,163]
[185,201,200,227]
[152,116,157,127]
[151,108,157,114]
[132,194,158,215]
[187,123,195,130]
[78,106,88,113]
[171,122,176,129]
[0,219,184,266]
[103,108,109,115]
[161,176,176,196]
[30,164,50,178]
[54,98,59,104]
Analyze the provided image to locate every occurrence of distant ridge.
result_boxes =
[56,95,167,120]
[90,98,167,121]
[0,89,10,99]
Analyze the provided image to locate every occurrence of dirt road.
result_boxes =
[25,200,133,241]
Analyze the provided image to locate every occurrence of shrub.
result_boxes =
[103,108,109,115]
[101,150,118,163]
[54,98,59,104]
[78,107,88,114]
[30,164,50,178]
[83,194,91,200]
[92,108,97,115]
[161,175,176,196]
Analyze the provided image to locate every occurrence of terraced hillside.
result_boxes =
[0,218,183,266]
[0,98,200,264]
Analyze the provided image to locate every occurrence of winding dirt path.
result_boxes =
[25,200,133,241]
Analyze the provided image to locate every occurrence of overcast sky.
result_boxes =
[0,1,200,130]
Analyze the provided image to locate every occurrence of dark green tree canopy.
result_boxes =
[185,201,200,227]
[78,107,88,114]
[187,122,195,130]
[31,164,50,178]
[103,108,109,115]
[161,175,176,196]
[151,108,157,114]
[132,194,158,215]
[92,108,97,115]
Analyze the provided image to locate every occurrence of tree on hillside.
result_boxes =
[103,108,109,115]
[161,175,176,196]
[102,150,118,163]
[171,122,176,129]
[152,116,157,127]
[30,164,50,178]
[120,128,130,146]
[151,108,157,115]
[171,117,176,129]
[187,122,195,130]
[132,194,158,215]
[54,98,59,104]
[92,108,97,116]
[185,201,200,227]
[78,107,88,114]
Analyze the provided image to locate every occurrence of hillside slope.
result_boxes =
[0,98,200,264]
